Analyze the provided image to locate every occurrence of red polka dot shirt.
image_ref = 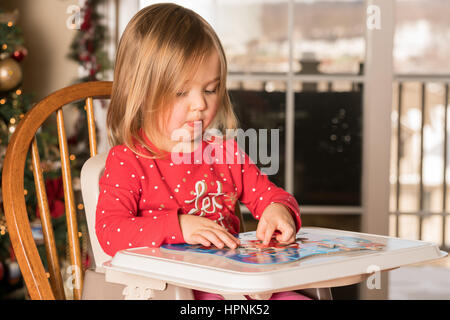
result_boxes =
[95,133,301,257]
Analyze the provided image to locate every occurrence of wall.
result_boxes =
[4,0,86,138]
[3,0,79,101]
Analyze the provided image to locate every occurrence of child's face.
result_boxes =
[161,50,221,151]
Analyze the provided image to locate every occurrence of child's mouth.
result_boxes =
[186,120,203,128]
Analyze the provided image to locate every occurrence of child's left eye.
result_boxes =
[176,88,217,97]
[205,88,217,95]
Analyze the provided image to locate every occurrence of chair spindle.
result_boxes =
[85,97,98,157]
[56,108,83,300]
[30,137,66,300]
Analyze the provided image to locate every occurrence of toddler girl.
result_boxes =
[96,3,310,300]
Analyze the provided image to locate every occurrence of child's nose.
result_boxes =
[189,93,207,112]
[191,104,206,112]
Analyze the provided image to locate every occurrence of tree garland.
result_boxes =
[67,0,112,82]
[0,8,66,299]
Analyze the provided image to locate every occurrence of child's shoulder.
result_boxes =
[107,143,159,164]
[108,144,133,156]
[106,144,142,164]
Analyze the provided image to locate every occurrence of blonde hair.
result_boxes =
[107,3,238,158]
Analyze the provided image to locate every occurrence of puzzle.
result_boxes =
[161,231,385,265]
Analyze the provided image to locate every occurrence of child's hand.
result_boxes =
[256,203,296,246]
[178,214,240,249]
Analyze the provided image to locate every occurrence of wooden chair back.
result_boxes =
[2,81,245,300]
[2,81,111,300]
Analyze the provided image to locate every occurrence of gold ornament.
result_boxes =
[0,58,22,91]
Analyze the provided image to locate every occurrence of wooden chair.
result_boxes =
[2,81,110,300]
[2,81,331,300]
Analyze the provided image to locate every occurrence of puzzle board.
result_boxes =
[161,230,386,265]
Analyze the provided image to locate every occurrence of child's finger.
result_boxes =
[256,219,267,241]
[191,234,211,247]
[276,223,295,243]
[227,232,241,245]
[276,229,295,244]
[212,229,239,249]
[263,224,276,245]
[208,222,240,246]
[212,225,240,244]
[198,229,225,249]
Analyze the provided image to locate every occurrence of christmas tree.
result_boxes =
[0,8,68,299]
[0,1,111,299]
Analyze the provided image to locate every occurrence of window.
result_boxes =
[394,0,450,74]
[391,0,450,248]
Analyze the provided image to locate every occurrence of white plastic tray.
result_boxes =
[104,227,447,294]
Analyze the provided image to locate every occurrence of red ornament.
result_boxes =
[83,252,91,269]
[86,40,94,54]
[78,52,90,62]
[80,6,92,31]
[12,49,26,62]
[35,177,65,219]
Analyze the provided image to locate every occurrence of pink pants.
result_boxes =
[193,290,312,300]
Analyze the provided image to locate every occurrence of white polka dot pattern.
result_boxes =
[95,139,301,256]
